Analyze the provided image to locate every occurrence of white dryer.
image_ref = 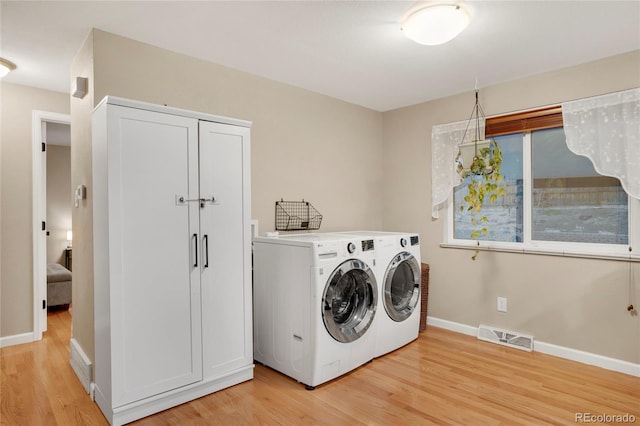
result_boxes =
[338,231,422,357]
[253,233,378,390]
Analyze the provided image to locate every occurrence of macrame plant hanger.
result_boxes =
[459,79,488,172]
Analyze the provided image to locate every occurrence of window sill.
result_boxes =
[440,241,640,262]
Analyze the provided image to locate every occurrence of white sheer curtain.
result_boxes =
[431,119,484,218]
[562,88,640,200]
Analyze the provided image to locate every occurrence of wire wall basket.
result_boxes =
[275,199,323,231]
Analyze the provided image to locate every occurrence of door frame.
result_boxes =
[32,110,71,340]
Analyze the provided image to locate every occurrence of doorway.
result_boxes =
[32,111,71,340]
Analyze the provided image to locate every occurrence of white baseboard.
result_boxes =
[70,338,93,394]
[426,316,640,377]
[426,316,477,336]
[534,340,640,377]
[0,332,34,348]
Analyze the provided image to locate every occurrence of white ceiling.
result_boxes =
[1,1,639,112]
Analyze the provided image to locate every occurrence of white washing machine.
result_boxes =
[338,231,422,357]
[252,233,378,389]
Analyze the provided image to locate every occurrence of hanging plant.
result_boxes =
[455,89,506,260]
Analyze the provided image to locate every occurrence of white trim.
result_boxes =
[32,110,71,340]
[426,316,477,336]
[630,196,639,254]
[522,132,532,243]
[440,242,640,262]
[70,338,93,395]
[534,340,640,378]
[96,96,252,128]
[0,332,34,348]
[426,316,640,377]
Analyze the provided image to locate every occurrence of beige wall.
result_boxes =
[381,50,640,363]
[70,29,382,361]
[0,83,69,336]
[70,30,95,360]
[87,31,381,235]
[46,145,72,265]
[91,30,383,233]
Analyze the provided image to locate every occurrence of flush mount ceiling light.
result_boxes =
[401,3,471,46]
[0,57,17,78]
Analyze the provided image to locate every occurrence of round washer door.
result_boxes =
[383,252,421,322]
[322,259,378,343]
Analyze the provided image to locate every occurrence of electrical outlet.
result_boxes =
[497,297,507,312]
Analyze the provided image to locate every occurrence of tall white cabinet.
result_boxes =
[92,97,253,425]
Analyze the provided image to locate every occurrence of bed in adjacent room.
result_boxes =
[47,263,72,309]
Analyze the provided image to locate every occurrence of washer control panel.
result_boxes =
[361,239,375,252]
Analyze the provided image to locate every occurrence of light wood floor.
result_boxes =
[2,309,638,425]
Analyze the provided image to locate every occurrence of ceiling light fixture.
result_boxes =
[401,3,471,46]
[0,58,17,78]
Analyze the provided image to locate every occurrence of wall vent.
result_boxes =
[477,324,534,352]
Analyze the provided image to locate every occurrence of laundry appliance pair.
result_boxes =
[338,231,422,358]
[252,231,421,390]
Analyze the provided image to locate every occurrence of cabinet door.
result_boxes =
[107,106,203,406]
[199,121,252,379]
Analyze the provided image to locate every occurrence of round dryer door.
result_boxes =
[383,252,421,322]
[322,259,378,343]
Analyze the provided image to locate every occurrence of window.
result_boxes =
[454,133,523,242]
[447,108,638,259]
[531,128,628,245]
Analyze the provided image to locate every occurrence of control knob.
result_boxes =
[347,242,356,254]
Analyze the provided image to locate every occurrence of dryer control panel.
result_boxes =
[361,239,375,252]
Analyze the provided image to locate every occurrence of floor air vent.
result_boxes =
[477,325,534,352]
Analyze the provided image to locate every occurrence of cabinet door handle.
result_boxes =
[203,234,209,268]
[193,233,198,268]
